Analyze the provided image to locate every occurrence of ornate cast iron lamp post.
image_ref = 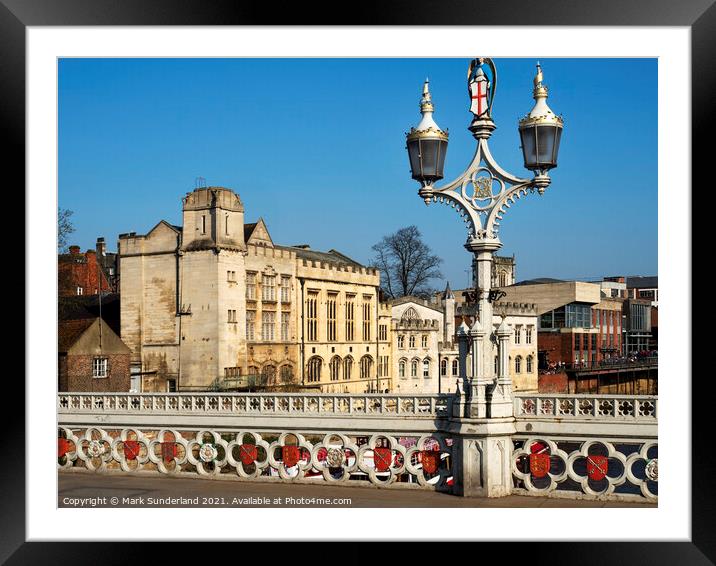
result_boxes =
[406,58,563,418]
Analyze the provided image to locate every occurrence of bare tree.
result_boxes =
[58,208,75,253]
[371,225,443,299]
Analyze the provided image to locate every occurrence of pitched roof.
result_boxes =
[279,245,365,268]
[244,222,258,242]
[58,319,95,353]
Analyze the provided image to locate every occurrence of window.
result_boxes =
[398,335,404,349]
[329,356,341,381]
[440,359,447,376]
[227,270,236,282]
[225,367,241,378]
[262,364,276,384]
[307,292,318,341]
[379,324,388,341]
[307,357,322,382]
[280,365,294,383]
[280,276,291,302]
[227,309,237,323]
[327,293,337,342]
[360,356,373,379]
[262,275,276,301]
[421,335,428,348]
[423,359,430,378]
[525,326,533,344]
[494,356,499,374]
[246,310,256,341]
[246,273,256,300]
[526,355,533,373]
[201,215,206,234]
[514,326,521,345]
[515,356,522,373]
[281,312,290,342]
[93,357,108,378]
[399,359,407,378]
[411,359,418,378]
[76,286,83,296]
[452,359,459,376]
[262,311,275,341]
[343,357,353,381]
[362,296,372,341]
[345,295,355,341]
[409,335,416,348]
[225,214,229,235]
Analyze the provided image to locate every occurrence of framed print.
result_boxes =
[7,0,708,563]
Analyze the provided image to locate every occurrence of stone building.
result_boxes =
[58,318,131,392]
[389,296,444,394]
[118,186,382,393]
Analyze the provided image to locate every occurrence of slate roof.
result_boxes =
[58,319,95,353]
[626,276,658,289]
[279,246,365,268]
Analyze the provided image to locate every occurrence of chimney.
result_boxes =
[96,237,106,258]
[69,245,80,255]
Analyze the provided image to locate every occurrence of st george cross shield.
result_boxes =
[529,453,550,478]
[58,437,70,458]
[374,447,392,472]
[161,441,177,463]
[469,71,489,117]
[421,450,441,475]
[282,445,300,468]
[123,440,140,461]
[586,455,609,481]
[239,444,257,466]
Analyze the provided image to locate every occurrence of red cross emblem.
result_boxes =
[529,453,551,478]
[374,447,392,472]
[239,444,257,466]
[282,446,300,468]
[586,455,609,481]
[316,447,327,462]
[123,440,140,461]
[470,76,489,116]
[161,441,177,463]
[421,450,441,475]
[58,437,71,458]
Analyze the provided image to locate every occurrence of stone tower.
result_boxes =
[441,281,456,345]
[178,187,248,389]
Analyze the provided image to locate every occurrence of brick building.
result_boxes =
[58,245,113,297]
[58,318,131,392]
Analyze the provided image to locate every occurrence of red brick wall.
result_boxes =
[58,249,112,297]
[538,372,568,393]
[61,353,130,392]
[538,331,574,365]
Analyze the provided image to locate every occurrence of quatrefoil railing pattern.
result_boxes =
[58,427,454,491]
[512,437,658,500]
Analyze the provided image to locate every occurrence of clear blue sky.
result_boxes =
[59,58,657,288]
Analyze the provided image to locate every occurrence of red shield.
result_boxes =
[58,438,70,458]
[374,447,392,472]
[586,455,609,481]
[530,441,548,454]
[161,441,177,463]
[529,453,550,478]
[239,444,257,466]
[316,447,327,462]
[282,446,300,468]
[123,440,140,461]
[421,450,441,474]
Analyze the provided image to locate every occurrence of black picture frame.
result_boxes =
[7,0,705,563]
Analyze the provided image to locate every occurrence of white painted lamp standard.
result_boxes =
[406,58,564,418]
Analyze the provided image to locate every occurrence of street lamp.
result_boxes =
[405,58,564,418]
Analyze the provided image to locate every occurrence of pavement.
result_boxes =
[58,471,656,508]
